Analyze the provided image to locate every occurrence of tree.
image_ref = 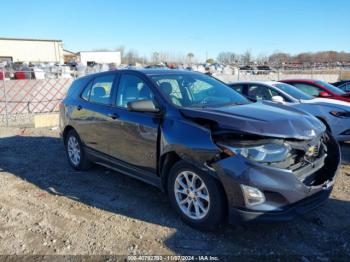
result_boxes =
[269,52,291,65]
[187,53,194,64]
[229,53,237,64]
[115,45,125,62]
[152,52,160,64]
[241,50,252,65]
[124,50,139,65]
[206,58,215,64]
[217,52,237,64]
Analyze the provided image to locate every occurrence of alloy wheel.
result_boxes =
[174,171,210,220]
[67,136,81,166]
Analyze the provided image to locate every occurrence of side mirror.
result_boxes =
[272,95,285,103]
[127,99,160,113]
[319,91,331,97]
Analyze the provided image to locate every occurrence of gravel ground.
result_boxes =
[0,127,349,260]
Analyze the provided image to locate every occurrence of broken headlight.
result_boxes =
[219,143,291,163]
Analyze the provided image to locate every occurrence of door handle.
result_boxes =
[108,113,119,120]
[77,105,82,110]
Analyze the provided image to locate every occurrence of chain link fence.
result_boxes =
[0,72,73,126]
[0,68,347,127]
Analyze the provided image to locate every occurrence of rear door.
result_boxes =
[71,73,117,154]
[107,72,160,172]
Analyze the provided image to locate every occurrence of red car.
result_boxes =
[280,79,350,103]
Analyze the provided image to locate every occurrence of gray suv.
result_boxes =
[60,70,341,230]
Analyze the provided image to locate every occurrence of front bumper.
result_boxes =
[229,186,332,223]
[212,134,341,224]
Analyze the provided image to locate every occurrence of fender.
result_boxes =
[159,117,220,174]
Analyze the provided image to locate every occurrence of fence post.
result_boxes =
[237,69,240,81]
[2,70,9,127]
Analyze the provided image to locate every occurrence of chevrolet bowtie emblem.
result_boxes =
[306,145,317,157]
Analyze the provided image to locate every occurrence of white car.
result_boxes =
[229,81,350,141]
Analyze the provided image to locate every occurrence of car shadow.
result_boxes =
[0,135,349,257]
[340,142,350,165]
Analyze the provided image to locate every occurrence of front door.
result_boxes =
[107,73,160,172]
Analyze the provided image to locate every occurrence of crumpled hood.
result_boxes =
[180,101,325,140]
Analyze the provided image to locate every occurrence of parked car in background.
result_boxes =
[280,79,350,103]
[144,64,167,69]
[332,80,350,93]
[229,81,350,141]
[239,65,254,71]
[256,65,275,74]
[60,70,341,230]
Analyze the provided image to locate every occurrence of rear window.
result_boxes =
[315,81,346,95]
[89,74,115,104]
[273,83,313,100]
[79,74,115,105]
[66,77,91,98]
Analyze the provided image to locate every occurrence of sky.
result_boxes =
[1,0,349,61]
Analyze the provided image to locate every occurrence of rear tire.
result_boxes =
[168,160,226,231]
[64,129,91,170]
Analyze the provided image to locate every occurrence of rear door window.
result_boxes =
[291,83,322,96]
[230,84,245,95]
[81,74,115,105]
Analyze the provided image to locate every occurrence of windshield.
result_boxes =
[273,83,313,100]
[151,73,249,108]
[316,80,346,95]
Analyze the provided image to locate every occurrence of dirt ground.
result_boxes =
[0,127,349,260]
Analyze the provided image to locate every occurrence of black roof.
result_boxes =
[81,69,203,79]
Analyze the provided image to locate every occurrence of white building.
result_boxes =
[0,37,64,64]
[78,51,121,66]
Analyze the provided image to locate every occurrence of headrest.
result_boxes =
[94,86,106,97]
[159,82,173,95]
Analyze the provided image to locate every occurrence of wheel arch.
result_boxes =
[159,151,181,193]
[62,125,75,142]
[316,117,331,133]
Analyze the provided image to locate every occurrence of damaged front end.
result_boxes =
[167,106,341,223]
[210,130,341,223]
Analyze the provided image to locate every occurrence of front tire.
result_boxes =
[65,129,91,170]
[168,160,226,231]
